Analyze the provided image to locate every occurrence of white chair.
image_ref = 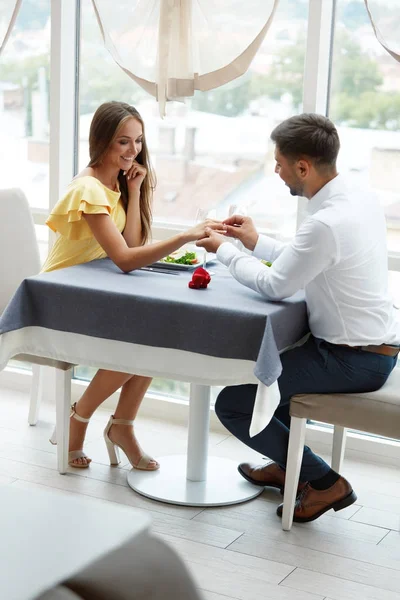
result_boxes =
[282,367,400,530]
[35,535,203,600]
[0,188,44,424]
[0,189,75,474]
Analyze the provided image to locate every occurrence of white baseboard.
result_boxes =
[1,366,399,466]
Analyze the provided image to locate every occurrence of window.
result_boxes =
[330,0,400,253]
[78,0,308,241]
[74,366,191,402]
[0,0,51,212]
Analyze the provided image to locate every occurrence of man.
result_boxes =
[197,113,399,523]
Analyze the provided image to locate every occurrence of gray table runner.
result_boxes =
[0,258,308,386]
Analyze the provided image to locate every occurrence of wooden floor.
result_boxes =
[1,387,400,600]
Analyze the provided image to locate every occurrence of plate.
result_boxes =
[151,247,216,271]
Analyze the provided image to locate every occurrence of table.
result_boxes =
[0,259,308,507]
[0,484,150,600]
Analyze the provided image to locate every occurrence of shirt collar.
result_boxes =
[307,174,345,215]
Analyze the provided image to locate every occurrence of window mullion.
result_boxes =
[296,0,335,229]
[49,0,79,248]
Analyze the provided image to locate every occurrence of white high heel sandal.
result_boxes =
[49,403,92,468]
[103,415,160,471]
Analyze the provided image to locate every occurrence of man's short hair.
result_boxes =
[270,113,340,169]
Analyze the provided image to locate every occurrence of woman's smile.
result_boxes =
[120,155,134,165]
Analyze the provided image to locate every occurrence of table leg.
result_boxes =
[186,384,210,481]
[126,384,263,506]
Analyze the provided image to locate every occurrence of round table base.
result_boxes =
[126,455,264,507]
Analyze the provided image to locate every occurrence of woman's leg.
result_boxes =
[69,369,151,466]
[107,374,158,468]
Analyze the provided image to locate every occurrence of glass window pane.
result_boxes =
[79,0,308,241]
[73,366,225,407]
[0,0,51,210]
[330,0,400,253]
[73,365,190,402]
[35,223,49,266]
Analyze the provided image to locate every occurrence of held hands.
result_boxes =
[196,214,259,253]
[184,219,227,243]
[196,228,226,253]
[124,161,147,191]
[222,214,258,251]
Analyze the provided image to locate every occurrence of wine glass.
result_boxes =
[195,208,209,269]
[227,204,247,249]
[195,207,216,270]
[195,207,209,223]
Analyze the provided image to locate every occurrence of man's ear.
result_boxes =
[296,159,311,179]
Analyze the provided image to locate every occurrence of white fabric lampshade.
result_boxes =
[364,0,400,63]
[91,0,280,116]
[0,0,22,56]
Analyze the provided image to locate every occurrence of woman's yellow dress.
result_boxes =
[42,176,126,273]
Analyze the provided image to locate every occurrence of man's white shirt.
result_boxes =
[217,174,400,346]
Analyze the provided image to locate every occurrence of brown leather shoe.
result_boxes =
[276,475,357,522]
[238,461,307,494]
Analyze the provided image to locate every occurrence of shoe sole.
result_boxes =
[279,489,358,523]
[237,465,284,493]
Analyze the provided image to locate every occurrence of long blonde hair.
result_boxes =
[88,101,155,244]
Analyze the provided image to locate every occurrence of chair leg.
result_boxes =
[332,425,346,473]
[55,367,72,474]
[28,364,42,426]
[282,417,306,531]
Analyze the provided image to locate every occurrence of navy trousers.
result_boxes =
[215,335,397,481]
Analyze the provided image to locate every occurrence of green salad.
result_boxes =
[161,251,199,265]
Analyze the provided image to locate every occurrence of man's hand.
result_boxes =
[196,228,226,253]
[223,214,259,251]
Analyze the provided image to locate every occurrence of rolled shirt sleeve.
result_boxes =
[216,218,337,301]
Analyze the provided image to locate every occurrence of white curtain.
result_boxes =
[0,0,21,56]
[91,0,280,117]
[364,0,400,62]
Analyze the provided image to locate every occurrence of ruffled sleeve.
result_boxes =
[45,177,120,241]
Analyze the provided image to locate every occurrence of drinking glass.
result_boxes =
[195,207,217,271]
[227,204,247,250]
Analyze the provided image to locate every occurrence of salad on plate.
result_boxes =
[161,250,199,266]
[153,246,215,271]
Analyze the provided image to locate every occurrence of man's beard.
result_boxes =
[288,185,303,196]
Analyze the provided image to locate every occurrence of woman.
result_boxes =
[43,101,222,471]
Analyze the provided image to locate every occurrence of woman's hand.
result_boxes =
[124,160,147,192]
[196,228,226,253]
[183,219,226,243]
